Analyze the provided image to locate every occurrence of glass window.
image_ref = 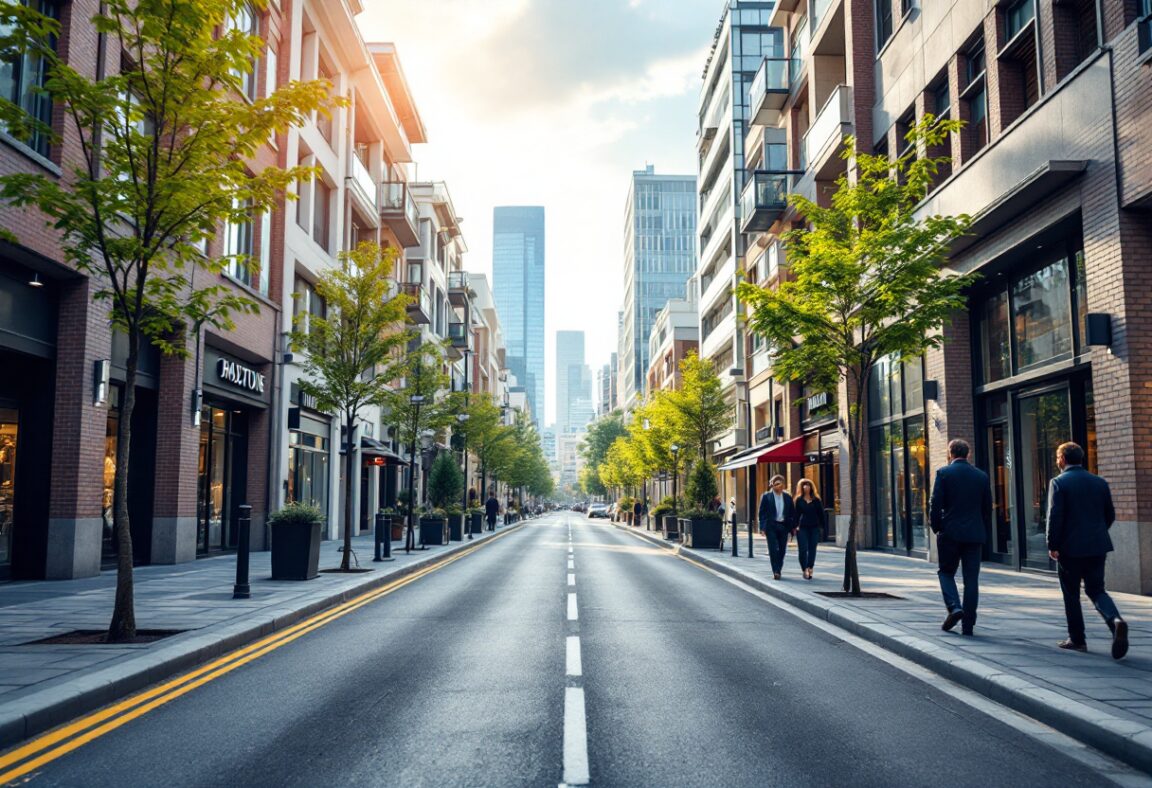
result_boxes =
[0,407,17,567]
[904,357,924,412]
[1018,388,1069,569]
[980,290,1011,382]
[906,420,928,551]
[288,421,330,514]
[1142,0,1151,16]
[227,1,259,102]
[875,0,894,49]
[969,85,988,151]
[966,40,986,84]
[1073,250,1087,351]
[0,0,59,157]
[890,357,904,415]
[869,355,892,420]
[1005,0,1036,39]
[933,79,950,118]
[225,198,255,287]
[872,425,894,546]
[1012,258,1072,372]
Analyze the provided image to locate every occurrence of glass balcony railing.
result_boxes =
[740,170,793,233]
[448,321,469,348]
[379,182,421,247]
[399,282,430,324]
[447,270,469,291]
[801,85,853,175]
[349,154,376,208]
[810,0,834,32]
[748,57,792,125]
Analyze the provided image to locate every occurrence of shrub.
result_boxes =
[428,451,464,510]
[685,460,719,514]
[269,502,324,527]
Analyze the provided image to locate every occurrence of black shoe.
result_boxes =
[1112,619,1129,660]
[1058,639,1088,652]
[961,629,974,637]
[942,609,964,632]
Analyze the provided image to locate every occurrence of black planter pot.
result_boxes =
[682,516,723,549]
[661,514,680,541]
[469,512,484,534]
[420,516,448,546]
[388,515,405,541]
[270,520,322,580]
[447,513,464,541]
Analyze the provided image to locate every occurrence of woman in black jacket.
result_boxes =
[793,480,824,580]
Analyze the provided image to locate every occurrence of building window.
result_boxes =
[288,415,330,515]
[293,276,326,336]
[312,178,331,253]
[226,1,259,102]
[0,0,59,158]
[868,354,928,552]
[875,0,894,50]
[962,38,988,155]
[932,79,950,119]
[225,198,268,295]
[1005,0,1035,40]
[1000,0,1040,121]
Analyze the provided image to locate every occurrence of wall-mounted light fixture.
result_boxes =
[93,359,111,406]
[1086,313,1113,348]
[191,388,203,427]
[28,273,43,288]
[923,380,940,402]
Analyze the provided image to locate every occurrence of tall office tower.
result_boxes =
[696,1,781,458]
[555,330,588,434]
[619,165,697,410]
[492,206,545,423]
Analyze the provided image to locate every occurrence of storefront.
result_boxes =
[799,387,840,540]
[0,261,56,580]
[971,233,1095,571]
[286,384,331,516]
[868,355,930,555]
[198,347,270,555]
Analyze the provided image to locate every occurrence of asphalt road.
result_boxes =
[11,513,1120,787]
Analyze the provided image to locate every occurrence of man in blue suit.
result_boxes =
[1046,441,1128,659]
[929,439,991,636]
[758,475,794,580]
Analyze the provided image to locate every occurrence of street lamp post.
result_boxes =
[642,417,651,529]
[670,444,680,520]
[405,394,424,554]
[457,411,471,539]
[729,368,754,558]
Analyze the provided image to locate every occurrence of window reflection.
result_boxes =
[1012,259,1072,372]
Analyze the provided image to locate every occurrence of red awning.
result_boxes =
[717,437,807,471]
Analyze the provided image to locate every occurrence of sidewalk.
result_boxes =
[618,521,1152,773]
[0,524,520,747]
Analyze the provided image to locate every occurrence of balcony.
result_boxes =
[380,182,421,248]
[748,58,792,127]
[447,321,470,359]
[399,282,430,324]
[347,154,380,224]
[740,171,793,233]
[447,270,470,306]
[802,84,853,181]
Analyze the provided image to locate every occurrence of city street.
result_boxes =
[1,514,1132,787]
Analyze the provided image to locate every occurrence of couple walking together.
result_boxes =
[757,476,823,580]
[931,438,1128,659]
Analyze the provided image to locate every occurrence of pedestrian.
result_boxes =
[758,475,794,580]
[929,438,991,636]
[633,497,643,527]
[793,479,823,580]
[1046,441,1128,659]
[485,491,499,531]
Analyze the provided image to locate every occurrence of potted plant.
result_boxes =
[680,460,723,549]
[269,502,323,580]
[649,497,675,533]
[446,503,465,541]
[467,506,484,534]
[424,452,463,546]
[618,496,633,525]
[380,506,405,540]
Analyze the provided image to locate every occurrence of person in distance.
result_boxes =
[793,479,823,580]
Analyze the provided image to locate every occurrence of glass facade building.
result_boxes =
[493,206,545,423]
[620,167,696,407]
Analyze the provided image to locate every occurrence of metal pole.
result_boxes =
[233,504,251,599]
[406,405,420,554]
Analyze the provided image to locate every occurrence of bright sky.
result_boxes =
[356,0,720,425]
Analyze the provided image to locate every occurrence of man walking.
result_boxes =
[1046,442,1128,659]
[758,475,794,580]
[485,491,499,532]
[929,439,990,636]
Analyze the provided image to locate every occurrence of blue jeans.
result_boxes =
[796,527,821,571]
[937,535,982,631]
[763,524,790,575]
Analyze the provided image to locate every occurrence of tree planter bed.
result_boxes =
[271,521,322,580]
[420,517,449,546]
[681,516,723,549]
[661,514,680,541]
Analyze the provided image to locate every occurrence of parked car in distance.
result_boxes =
[588,503,610,519]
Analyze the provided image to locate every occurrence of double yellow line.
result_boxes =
[0,528,516,784]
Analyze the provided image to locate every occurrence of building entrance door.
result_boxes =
[0,408,17,573]
[1016,386,1070,570]
[197,405,248,554]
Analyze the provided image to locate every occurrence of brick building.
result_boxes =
[739,0,1152,591]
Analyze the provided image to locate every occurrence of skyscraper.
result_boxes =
[619,166,697,410]
[555,330,591,434]
[492,206,545,423]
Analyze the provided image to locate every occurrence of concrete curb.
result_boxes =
[0,522,527,748]
[611,521,1152,774]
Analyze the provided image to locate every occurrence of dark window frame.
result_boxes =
[0,0,60,158]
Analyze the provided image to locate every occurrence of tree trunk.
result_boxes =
[843,385,864,596]
[108,331,139,642]
[341,416,355,571]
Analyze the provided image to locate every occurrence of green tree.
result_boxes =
[661,352,732,463]
[737,116,974,595]
[0,0,334,640]
[458,394,514,500]
[579,410,627,497]
[685,459,719,512]
[291,243,410,571]
[378,347,455,550]
[427,451,464,512]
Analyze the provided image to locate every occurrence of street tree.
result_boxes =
[579,410,627,497]
[458,394,514,500]
[427,450,464,512]
[378,346,454,550]
[0,0,334,640]
[661,352,732,463]
[291,242,410,571]
[737,116,974,595]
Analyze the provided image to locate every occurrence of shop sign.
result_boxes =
[217,358,266,395]
[806,391,829,412]
[297,388,318,411]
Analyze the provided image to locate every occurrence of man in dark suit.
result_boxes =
[485,492,500,531]
[929,439,991,636]
[758,475,794,580]
[1046,441,1127,659]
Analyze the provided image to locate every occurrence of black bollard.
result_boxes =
[233,504,252,599]
[382,516,393,559]
[373,512,385,562]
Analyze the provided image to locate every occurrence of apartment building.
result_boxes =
[695,1,783,462]
[645,279,701,395]
[745,0,1152,591]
